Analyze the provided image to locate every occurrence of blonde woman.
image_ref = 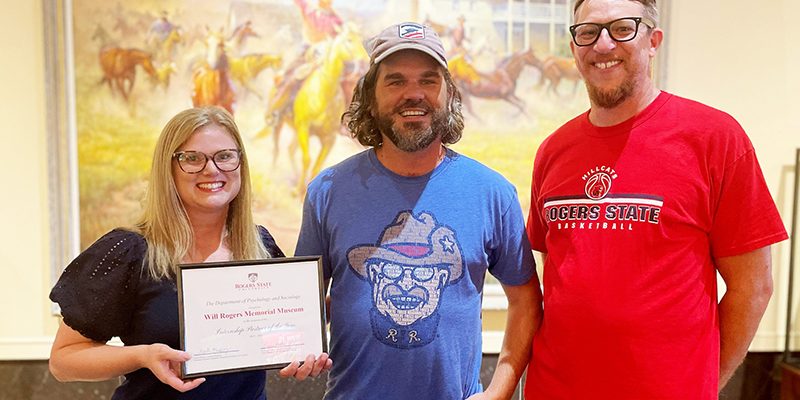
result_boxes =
[49,106,330,399]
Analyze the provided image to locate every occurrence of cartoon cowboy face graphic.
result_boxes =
[347,211,464,348]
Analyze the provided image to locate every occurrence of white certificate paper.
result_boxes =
[177,257,326,378]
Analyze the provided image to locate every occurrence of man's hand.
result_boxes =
[278,353,332,380]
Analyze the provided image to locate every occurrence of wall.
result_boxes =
[0,0,57,359]
[666,0,800,350]
[0,0,798,360]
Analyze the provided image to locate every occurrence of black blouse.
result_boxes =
[50,227,285,400]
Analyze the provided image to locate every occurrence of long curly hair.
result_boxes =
[342,61,465,147]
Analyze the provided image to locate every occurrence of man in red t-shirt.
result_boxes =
[525,0,788,398]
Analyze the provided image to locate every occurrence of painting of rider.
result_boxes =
[64,0,598,257]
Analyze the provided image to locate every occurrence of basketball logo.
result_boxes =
[585,172,612,200]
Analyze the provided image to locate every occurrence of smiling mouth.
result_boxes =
[400,110,427,117]
[594,60,621,70]
[197,182,225,190]
[387,295,423,310]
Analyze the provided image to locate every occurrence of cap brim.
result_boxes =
[372,43,448,69]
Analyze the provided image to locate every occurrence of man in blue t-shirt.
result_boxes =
[292,22,543,399]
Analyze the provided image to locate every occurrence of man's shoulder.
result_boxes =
[550,110,589,136]
[446,151,517,192]
[316,150,370,176]
[305,150,371,193]
[449,151,507,178]
[665,93,740,125]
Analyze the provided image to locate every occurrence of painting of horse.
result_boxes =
[191,29,236,114]
[269,22,367,195]
[228,53,283,100]
[67,0,594,256]
[539,55,583,97]
[449,48,544,116]
[154,27,184,63]
[99,47,157,101]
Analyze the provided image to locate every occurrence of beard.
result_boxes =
[375,99,449,153]
[585,62,638,109]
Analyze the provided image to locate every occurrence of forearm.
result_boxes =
[718,286,771,389]
[50,340,145,382]
[715,247,774,391]
[483,279,542,399]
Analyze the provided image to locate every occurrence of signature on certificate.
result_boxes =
[195,347,238,356]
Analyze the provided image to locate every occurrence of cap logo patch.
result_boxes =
[398,23,425,40]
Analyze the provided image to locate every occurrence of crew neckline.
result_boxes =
[582,91,672,138]
[368,147,455,183]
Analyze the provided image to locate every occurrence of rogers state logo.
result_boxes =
[582,166,617,200]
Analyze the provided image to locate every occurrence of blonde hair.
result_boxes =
[132,106,269,280]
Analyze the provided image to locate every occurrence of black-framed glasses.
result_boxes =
[569,17,654,47]
[172,149,242,174]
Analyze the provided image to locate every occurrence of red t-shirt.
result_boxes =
[525,92,788,399]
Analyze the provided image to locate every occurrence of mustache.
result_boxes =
[392,99,434,114]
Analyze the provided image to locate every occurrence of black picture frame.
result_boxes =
[177,256,327,379]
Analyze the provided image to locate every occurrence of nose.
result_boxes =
[201,157,221,174]
[402,82,425,101]
[593,28,616,53]
[397,269,416,290]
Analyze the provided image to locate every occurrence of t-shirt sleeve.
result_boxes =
[488,188,537,286]
[49,229,147,343]
[709,148,788,258]
[527,143,549,253]
[257,225,286,258]
[295,192,331,280]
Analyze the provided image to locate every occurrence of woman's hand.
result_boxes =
[278,353,332,380]
[140,343,206,392]
[50,321,204,392]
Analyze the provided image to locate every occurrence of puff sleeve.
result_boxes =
[49,229,148,343]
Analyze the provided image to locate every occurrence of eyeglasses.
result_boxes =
[172,149,242,174]
[569,17,654,47]
[367,260,441,282]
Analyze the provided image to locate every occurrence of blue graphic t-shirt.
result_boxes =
[296,148,535,400]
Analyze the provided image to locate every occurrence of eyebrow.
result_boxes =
[382,69,443,81]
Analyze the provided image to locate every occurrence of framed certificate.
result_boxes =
[177,256,327,379]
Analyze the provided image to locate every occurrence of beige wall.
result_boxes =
[666,0,800,351]
[1,0,798,359]
[0,0,57,359]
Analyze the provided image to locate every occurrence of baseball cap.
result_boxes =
[363,22,448,69]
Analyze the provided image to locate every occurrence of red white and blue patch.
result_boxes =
[398,23,425,40]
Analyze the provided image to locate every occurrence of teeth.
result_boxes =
[198,182,224,189]
[596,60,620,70]
[401,110,425,117]
[388,295,422,310]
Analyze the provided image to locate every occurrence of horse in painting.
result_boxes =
[99,47,157,101]
[450,48,543,117]
[190,29,236,114]
[263,23,366,195]
[228,53,283,100]
[539,55,583,97]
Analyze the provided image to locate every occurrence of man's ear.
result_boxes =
[437,269,450,290]
[367,263,380,283]
[648,28,664,58]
